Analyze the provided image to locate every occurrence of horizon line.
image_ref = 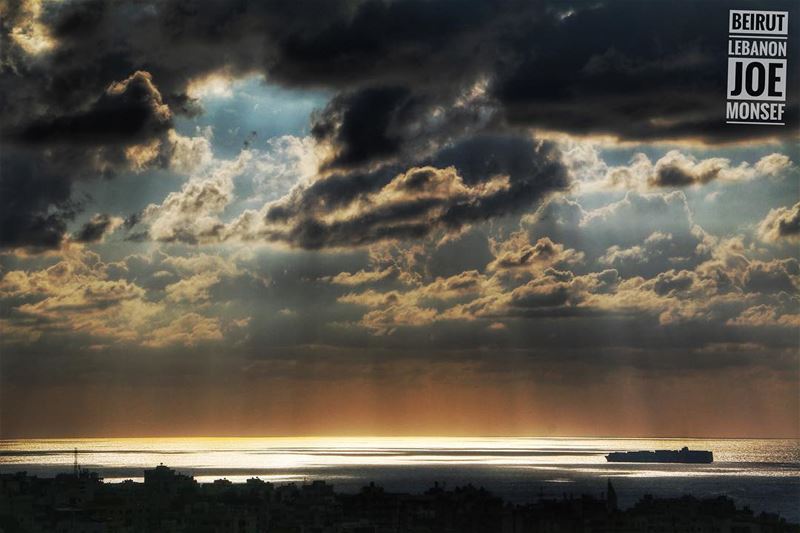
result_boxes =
[2,434,798,441]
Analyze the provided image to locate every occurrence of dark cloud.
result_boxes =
[493,1,799,142]
[310,80,497,171]
[652,270,694,296]
[0,152,80,250]
[73,214,120,243]
[511,280,573,308]
[653,162,715,188]
[269,0,493,88]
[0,69,172,249]
[49,0,108,38]
[312,87,413,168]
[10,71,171,146]
[252,135,569,249]
[6,0,798,147]
[293,0,799,159]
[2,1,185,249]
[743,260,798,294]
[758,202,800,243]
[3,0,797,252]
[432,135,568,221]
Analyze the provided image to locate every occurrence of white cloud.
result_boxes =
[252,135,320,201]
[757,202,800,243]
[565,142,793,193]
[142,150,253,242]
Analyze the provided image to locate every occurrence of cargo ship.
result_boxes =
[605,446,713,463]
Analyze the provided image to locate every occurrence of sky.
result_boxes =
[0,0,798,439]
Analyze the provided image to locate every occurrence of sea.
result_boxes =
[1,437,798,522]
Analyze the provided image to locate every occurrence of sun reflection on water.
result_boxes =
[1,437,797,480]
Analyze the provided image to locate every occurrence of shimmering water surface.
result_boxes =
[2,437,798,520]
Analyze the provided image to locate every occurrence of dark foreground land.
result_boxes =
[0,465,797,533]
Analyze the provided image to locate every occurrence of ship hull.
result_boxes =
[605,450,713,464]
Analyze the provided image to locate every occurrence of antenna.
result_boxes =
[73,447,79,476]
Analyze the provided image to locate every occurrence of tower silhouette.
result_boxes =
[606,479,617,512]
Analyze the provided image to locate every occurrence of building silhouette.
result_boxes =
[0,467,796,532]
